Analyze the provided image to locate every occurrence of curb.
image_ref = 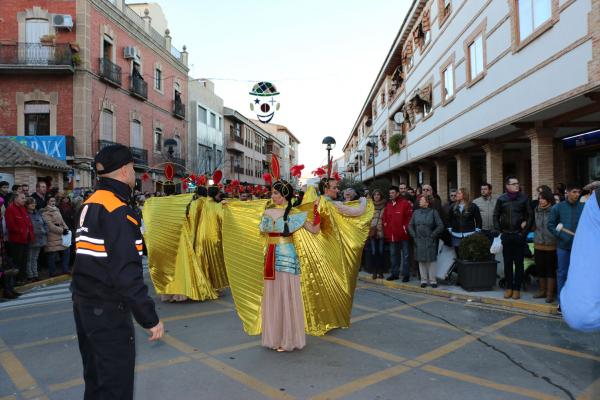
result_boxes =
[358,275,558,316]
[15,274,71,293]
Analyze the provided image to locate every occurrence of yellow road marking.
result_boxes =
[48,378,83,393]
[0,308,71,324]
[577,375,600,400]
[422,365,562,400]
[162,308,232,322]
[309,364,411,400]
[160,334,207,357]
[199,357,296,400]
[415,316,523,364]
[0,338,48,400]
[208,340,261,356]
[350,299,436,324]
[0,395,17,400]
[319,336,406,363]
[13,335,76,350]
[388,313,461,332]
[352,304,378,312]
[213,299,235,308]
[494,334,600,362]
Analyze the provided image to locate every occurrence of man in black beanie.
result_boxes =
[71,144,163,399]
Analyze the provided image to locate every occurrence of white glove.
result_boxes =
[556,223,564,232]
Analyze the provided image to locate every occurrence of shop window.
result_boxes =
[24,101,50,136]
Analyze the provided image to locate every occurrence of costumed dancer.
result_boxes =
[222,157,373,351]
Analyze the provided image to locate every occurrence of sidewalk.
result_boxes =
[358,272,559,316]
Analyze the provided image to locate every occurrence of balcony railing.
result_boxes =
[130,74,148,100]
[130,146,148,166]
[230,133,243,144]
[173,100,185,119]
[98,139,117,151]
[233,166,244,174]
[99,58,122,86]
[0,43,74,73]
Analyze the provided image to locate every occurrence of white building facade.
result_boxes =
[343,0,600,201]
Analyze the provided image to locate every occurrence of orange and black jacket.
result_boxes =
[70,178,158,329]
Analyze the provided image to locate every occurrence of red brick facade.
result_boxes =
[0,0,188,192]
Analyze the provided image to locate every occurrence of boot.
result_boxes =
[504,289,513,299]
[533,279,547,298]
[512,290,521,300]
[545,278,556,303]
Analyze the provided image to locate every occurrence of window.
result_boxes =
[154,128,162,152]
[438,0,451,25]
[442,63,454,102]
[467,32,485,83]
[101,109,113,141]
[130,119,142,149]
[518,0,551,40]
[198,106,207,124]
[24,101,50,136]
[103,37,113,61]
[154,68,162,91]
[209,112,216,128]
[217,116,221,131]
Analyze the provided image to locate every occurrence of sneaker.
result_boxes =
[386,275,399,281]
[420,283,427,288]
[402,276,410,283]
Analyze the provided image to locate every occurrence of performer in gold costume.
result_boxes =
[222,157,373,351]
[143,171,228,302]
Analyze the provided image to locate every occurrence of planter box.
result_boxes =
[457,259,498,291]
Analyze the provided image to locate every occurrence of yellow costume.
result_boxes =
[143,194,227,301]
[222,187,373,336]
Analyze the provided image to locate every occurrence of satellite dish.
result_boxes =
[393,112,404,124]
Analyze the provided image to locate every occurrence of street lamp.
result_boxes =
[321,136,336,177]
[356,149,364,182]
[367,134,378,180]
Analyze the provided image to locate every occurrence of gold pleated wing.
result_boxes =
[194,199,229,290]
[143,195,218,301]
[222,192,373,336]
[222,200,270,335]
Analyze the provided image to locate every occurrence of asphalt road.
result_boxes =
[1,276,599,400]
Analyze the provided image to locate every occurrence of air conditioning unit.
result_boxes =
[52,14,74,29]
[123,46,137,59]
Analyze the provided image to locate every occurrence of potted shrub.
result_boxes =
[388,133,404,154]
[40,34,56,45]
[457,233,497,291]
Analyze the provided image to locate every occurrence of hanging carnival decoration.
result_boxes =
[249,81,280,123]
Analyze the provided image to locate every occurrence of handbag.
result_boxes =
[490,235,503,254]
[62,230,72,247]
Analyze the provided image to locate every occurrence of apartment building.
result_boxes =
[224,108,285,185]
[0,0,189,192]
[252,121,301,183]
[188,79,224,175]
[343,0,600,201]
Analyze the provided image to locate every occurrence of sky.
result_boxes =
[151,0,411,174]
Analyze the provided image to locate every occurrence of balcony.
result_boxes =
[0,43,74,74]
[130,74,148,100]
[130,146,148,166]
[99,58,122,87]
[227,133,245,153]
[173,100,185,119]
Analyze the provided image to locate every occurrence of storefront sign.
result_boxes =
[5,136,66,160]
[562,129,600,149]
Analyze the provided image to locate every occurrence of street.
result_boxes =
[1,274,599,400]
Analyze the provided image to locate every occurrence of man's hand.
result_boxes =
[148,320,164,342]
[520,221,526,229]
[556,223,564,232]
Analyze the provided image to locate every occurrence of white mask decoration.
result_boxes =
[249,81,280,123]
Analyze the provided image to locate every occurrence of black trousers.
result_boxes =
[8,242,28,281]
[534,249,557,279]
[502,233,525,290]
[73,298,136,400]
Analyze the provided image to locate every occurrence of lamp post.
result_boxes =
[367,134,378,180]
[321,136,336,177]
[356,149,364,182]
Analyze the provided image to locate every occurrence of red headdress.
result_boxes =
[212,170,223,186]
[262,173,272,186]
[333,171,341,181]
[311,167,326,177]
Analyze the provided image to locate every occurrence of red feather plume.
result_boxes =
[311,167,326,177]
[290,164,304,178]
[271,155,280,181]
[263,173,272,186]
[212,170,223,185]
[141,172,150,182]
[230,179,240,188]
[333,171,341,181]
[196,175,207,186]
